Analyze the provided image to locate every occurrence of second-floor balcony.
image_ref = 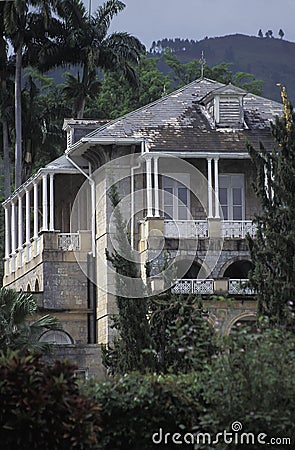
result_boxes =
[163,219,257,239]
[4,231,91,279]
[171,278,256,296]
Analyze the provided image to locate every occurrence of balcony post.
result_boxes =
[146,155,153,217]
[154,156,160,217]
[18,194,23,250]
[33,181,38,239]
[25,188,30,244]
[42,173,48,231]
[4,205,10,259]
[214,157,220,218]
[11,201,17,254]
[207,158,213,218]
[49,173,55,231]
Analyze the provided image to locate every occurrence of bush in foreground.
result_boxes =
[0,351,101,450]
[82,371,201,449]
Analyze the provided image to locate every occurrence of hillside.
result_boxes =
[151,34,295,102]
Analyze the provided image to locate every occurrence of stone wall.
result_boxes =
[45,344,106,379]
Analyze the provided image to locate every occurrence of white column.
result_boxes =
[11,201,17,254]
[4,205,10,258]
[25,188,30,244]
[207,158,213,218]
[214,157,220,218]
[146,156,153,217]
[18,195,23,250]
[49,173,55,231]
[42,173,48,231]
[33,181,38,239]
[153,156,160,217]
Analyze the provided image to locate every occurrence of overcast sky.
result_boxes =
[85,0,295,49]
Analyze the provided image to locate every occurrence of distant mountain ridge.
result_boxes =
[150,34,295,102]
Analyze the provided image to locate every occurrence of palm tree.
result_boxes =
[3,0,56,188]
[0,2,14,198]
[0,288,62,354]
[36,0,145,118]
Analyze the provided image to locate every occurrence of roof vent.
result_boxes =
[201,84,246,128]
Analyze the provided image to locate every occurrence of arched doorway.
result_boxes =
[223,260,253,278]
[227,313,257,334]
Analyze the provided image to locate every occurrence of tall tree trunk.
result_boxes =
[14,44,23,189]
[76,97,86,119]
[1,79,11,198]
[3,117,11,198]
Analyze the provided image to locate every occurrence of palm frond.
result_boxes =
[30,314,63,331]
[94,0,126,41]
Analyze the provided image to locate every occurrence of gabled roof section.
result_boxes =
[201,83,247,104]
[69,77,283,154]
[85,78,224,139]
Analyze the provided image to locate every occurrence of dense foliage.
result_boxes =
[103,186,216,376]
[103,185,153,374]
[83,328,295,449]
[0,288,62,354]
[0,351,101,450]
[81,371,200,450]
[247,87,295,329]
[199,328,295,447]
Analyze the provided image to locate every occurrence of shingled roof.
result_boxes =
[82,78,283,154]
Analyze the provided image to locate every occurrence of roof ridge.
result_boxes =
[84,77,225,139]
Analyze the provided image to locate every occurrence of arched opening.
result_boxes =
[26,284,31,292]
[224,260,253,279]
[175,260,208,279]
[39,330,73,345]
[34,279,40,292]
[229,314,257,334]
[183,261,201,279]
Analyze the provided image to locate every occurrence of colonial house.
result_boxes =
[2,78,282,376]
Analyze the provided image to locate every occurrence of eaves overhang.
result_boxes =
[65,136,146,158]
[2,166,80,207]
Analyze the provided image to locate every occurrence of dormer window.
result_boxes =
[202,84,246,129]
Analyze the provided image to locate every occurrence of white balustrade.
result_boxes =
[228,279,256,295]
[58,233,80,251]
[164,219,256,239]
[222,221,257,238]
[193,279,214,294]
[11,254,16,273]
[164,220,208,238]
[27,243,32,262]
[18,249,24,268]
[34,237,41,257]
[172,279,214,295]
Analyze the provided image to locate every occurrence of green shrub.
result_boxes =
[83,372,201,449]
[0,351,101,450]
[198,328,295,448]
[86,329,295,449]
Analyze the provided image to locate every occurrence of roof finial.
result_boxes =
[200,51,206,79]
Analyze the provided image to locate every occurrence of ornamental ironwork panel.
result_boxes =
[228,279,256,295]
[58,233,80,251]
[222,221,257,238]
[193,279,214,294]
[172,278,214,295]
[164,220,208,238]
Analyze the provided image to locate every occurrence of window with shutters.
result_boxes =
[219,174,245,220]
[162,174,190,220]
